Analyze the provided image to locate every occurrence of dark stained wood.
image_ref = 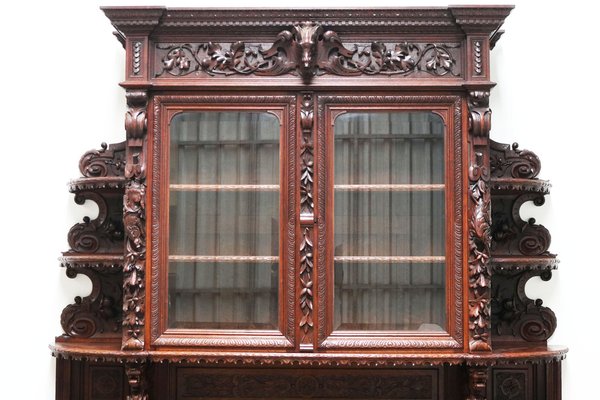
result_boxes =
[53,5,566,400]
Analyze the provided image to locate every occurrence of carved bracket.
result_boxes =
[467,366,488,400]
[60,265,122,338]
[490,141,541,179]
[79,141,126,178]
[155,24,460,81]
[491,193,552,256]
[492,270,557,344]
[123,90,148,350]
[468,91,491,138]
[67,191,124,254]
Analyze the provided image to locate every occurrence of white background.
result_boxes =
[0,0,598,398]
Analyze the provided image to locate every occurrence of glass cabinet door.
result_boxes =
[167,111,280,330]
[331,111,447,333]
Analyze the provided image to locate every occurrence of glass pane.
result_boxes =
[333,111,446,331]
[168,111,279,330]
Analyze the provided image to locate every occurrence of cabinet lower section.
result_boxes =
[55,353,563,400]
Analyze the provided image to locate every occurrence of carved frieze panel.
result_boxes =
[492,269,557,344]
[60,265,122,338]
[177,368,437,399]
[154,29,461,80]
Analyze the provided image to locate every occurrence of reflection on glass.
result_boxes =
[168,112,279,330]
[333,112,446,331]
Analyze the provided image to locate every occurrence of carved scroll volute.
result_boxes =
[294,23,323,80]
[299,93,315,351]
[122,90,148,350]
[468,90,492,352]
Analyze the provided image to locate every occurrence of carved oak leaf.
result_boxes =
[386,43,419,72]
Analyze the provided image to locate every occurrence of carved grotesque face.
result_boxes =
[294,23,322,78]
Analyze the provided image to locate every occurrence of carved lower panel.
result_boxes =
[60,266,122,338]
[492,270,557,344]
[90,366,124,400]
[493,369,528,400]
[177,368,437,399]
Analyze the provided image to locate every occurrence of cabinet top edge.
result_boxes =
[102,5,514,38]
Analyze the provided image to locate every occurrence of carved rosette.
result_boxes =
[122,91,148,350]
[155,25,460,80]
[125,363,148,400]
[468,90,492,352]
[60,265,122,338]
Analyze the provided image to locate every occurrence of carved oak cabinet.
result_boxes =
[51,6,566,400]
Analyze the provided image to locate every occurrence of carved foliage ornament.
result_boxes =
[123,91,148,350]
[300,94,314,216]
[156,23,459,80]
[468,90,492,352]
[299,228,314,336]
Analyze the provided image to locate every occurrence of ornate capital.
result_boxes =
[468,90,491,137]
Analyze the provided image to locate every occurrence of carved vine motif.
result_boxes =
[123,91,148,350]
[490,140,541,179]
[491,194,552,256]
[155,25,460,80]
[125,363,148,400]
[79,141,126,178]
[299,228,314,337]
[300,94,314,216]
[467,367,488,400]
[468,90,492,352]
[492,270,557,343]
[60,266,122,338]
[67,191,124,253]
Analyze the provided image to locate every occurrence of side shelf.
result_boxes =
[489,140,558,347]
[59,142,126,340]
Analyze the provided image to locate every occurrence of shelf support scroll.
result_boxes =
[468,90,492,352]
[122,90,148,350]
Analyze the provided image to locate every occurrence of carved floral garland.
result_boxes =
[156,23,459,79]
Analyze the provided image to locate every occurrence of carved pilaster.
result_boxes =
[467,366,489,400]
[125,363,148,400]
[299,93,315,351]
[122,90,148,350]
[468,90,492,352]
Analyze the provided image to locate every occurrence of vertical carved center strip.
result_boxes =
[299,93,315,350]
[467,366,488,400]
[133,41,142,75]
[468,90,492,352]
[125,362,149,400]
[123,91,148,350]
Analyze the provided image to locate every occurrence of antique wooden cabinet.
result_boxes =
[52,6,566,400]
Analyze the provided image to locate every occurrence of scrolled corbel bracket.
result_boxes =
[468,90,491,138]
[122,90,148,351]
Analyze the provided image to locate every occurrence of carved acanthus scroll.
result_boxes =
[468,90,492,352]
[490,140,541,179]
[155,24,460,80]
[122,91,148,350]
[60,265,122,338]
